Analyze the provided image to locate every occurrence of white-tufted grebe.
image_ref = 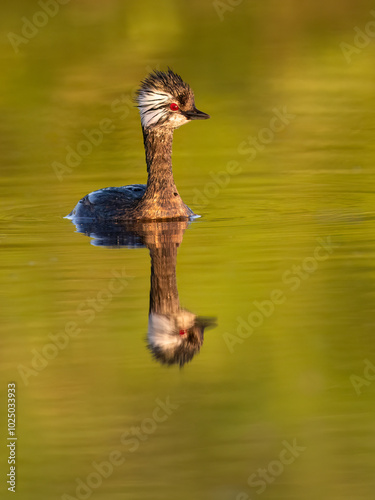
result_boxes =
[67,69,209,222]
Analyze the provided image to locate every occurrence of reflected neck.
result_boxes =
[149,243,180,315]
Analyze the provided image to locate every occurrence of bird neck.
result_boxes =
[143,126,176,192]
[133,126,194,220]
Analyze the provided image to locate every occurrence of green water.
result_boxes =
[1,1,375,499]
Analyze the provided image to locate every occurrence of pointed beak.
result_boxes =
[183,107,210,120]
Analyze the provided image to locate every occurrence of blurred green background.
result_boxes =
[1,1,375,499]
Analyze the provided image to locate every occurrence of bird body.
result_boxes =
[67,69,209,222]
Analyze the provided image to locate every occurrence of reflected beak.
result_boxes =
[196,316,217,330]
[183,107,210,120]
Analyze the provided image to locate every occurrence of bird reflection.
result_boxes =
[70,219,216,366]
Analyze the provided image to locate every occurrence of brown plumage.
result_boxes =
[67,69,209,222]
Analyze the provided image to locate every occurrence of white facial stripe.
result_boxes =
[137,90,173,128]
[142,109,167,128]
[139,90,171,105]
[148,314,181,349]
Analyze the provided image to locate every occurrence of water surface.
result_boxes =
[1,2,375,499]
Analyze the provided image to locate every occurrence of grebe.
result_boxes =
[67,69,209,222]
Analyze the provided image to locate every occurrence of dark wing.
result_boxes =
[67,184,146,221]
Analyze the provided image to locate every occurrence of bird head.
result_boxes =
[136,69,210,130]
[147,310,216,367]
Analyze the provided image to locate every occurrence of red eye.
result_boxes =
[170,103,179,111]
[179,329,187,336]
